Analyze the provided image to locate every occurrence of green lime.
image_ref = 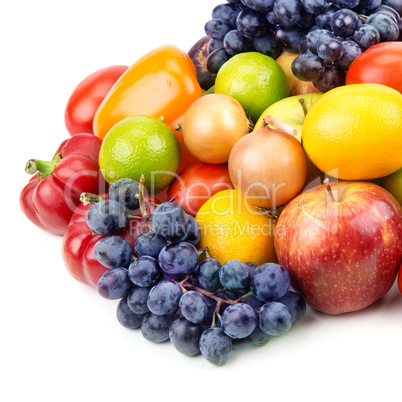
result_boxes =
[99,116,180,194]
[214,52,289,122]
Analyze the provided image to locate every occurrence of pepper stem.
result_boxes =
[25,153,62,179]
[80,193,105,206]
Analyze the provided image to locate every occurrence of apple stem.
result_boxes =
[323,178,335,202]
[298,98,309,118]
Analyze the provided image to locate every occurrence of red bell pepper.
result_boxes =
[62,194,160,287]
[20,133,106,236]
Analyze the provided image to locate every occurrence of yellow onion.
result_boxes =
[228,116,307,209]
[182,93,251,164]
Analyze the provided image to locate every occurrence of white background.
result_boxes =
[2,1,402,401]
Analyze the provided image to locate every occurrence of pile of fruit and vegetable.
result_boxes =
[20,0,402,367]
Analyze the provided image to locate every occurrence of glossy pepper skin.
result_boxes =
[93,45,202,140]
[62,194,160,287]
[20,133,106,236]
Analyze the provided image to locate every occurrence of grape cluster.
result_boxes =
[86,178,307,366]
[203,0,401,91]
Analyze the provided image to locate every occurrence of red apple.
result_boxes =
[398,262,402,296]
[276,51,321,96]
[274,180,402,315]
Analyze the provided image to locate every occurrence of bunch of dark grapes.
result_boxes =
[203,0,401,91]
[85,177,307,366]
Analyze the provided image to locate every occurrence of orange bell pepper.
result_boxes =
[93,45,202,140]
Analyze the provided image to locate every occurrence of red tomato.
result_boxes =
[64,65,128,136]
[345,42,402,93]
[166,163,234,217]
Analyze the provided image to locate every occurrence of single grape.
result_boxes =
[291,52,325,81]
[298,7,316,29]
[207,38,224,54]
[353,24,380,50]
[236,8,268,38]
[141,313,172,343]
[108,178,140,212]
[199,327,233,366]
[331,0,360,8]
[313,63,346,92]
[116,296,144,329]
[86,199,127,236]
[179,291,209,324]
[273,0,303,27]
[381,0,402,16]
[275,25,308,53]
[128,256,161,288]
[151,202,187,240]
[337,39,362,70]
[240,293,265,309]
[304,29,335,54]
[277,291,307,324]
[134,230,167,259]
[317,37,344,62]
[358,0,381,11]
[158,242,199,275]
[300,0,327,14]
[265,9,280,29]
[147,280,182,315]
[127,286,150,314]
[206,48,231,74]
[252,31,281,57]
[169,215,201,246]
[219,260,251,291]
[331,9,360,37]
[375,5,400,25]
[366,13,399,42]
[241,0,274,12]
[97,267,132,300]
[205,18,233,40]
[258,301,292,336]
[315,3,339,30]
[224,29,252,55]
[250,263,291,302]
[198,258,222,292]
[247,325,273,346]
[94,235,133,269]
[212,2,245,27]
[246,262,259,273]
[169,317,204,357]
[221,303,258,339]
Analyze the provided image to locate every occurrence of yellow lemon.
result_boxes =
[196,189,277,265]
[302,83,402,180]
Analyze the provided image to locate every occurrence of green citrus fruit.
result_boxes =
[99,116,180,194]
[214,52,289,122]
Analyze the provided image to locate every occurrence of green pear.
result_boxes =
[371,168,402,206]
[254,92,322,142]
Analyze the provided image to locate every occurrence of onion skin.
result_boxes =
[183,93,250,164]
[228,116,308,209]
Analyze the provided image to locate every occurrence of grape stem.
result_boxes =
[138,174,154,230]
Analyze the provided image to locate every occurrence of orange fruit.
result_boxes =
[195,189,277,265]
[302,83,402,180]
